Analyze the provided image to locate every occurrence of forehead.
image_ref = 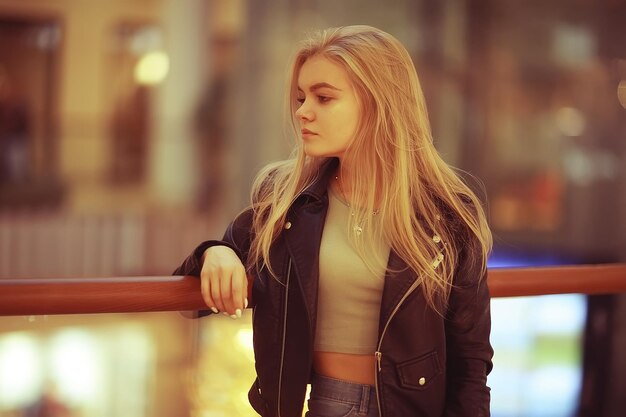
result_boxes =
[297,55,352,90]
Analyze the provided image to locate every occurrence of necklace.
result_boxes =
[334,175,379,236]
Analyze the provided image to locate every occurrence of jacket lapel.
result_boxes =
[283,158,338,335]
[378,251,420,335]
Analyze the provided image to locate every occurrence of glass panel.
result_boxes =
[0,299,589,417]
[192,312,258,417]
[488,255,588,417]
[490,295,586,417]
[0,312,201,417]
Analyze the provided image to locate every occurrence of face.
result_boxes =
[295,55,361,159]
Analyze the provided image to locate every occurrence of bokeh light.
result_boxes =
[134,51,169,85]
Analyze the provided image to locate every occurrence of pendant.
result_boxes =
[354,225,363,235]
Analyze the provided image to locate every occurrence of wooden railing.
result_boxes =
[1,264,625,316]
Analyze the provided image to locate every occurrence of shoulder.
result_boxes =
[434,193,488,269]
[433,193,476,239]
[251,159,296,203]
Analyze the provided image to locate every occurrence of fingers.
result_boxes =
[220,264,248,318]
[230,266,248,316]
[200,246,248,319]
[201,274,219,314]
[209,270,225,313]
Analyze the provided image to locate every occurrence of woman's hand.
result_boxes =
[200,245,248,318]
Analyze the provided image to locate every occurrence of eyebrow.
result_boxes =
[297,82,342,92]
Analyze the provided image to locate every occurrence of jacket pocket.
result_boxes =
[396,350,442,390]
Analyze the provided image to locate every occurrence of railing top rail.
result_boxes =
[1,264,626,316]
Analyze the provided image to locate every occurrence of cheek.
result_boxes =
[340,110,360,144]
[330,105,360,141]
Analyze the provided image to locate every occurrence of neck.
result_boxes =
[334,159,354,200]
[333,159,382,210]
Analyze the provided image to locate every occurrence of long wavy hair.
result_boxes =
[247,25,491,312]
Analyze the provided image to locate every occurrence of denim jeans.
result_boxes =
[305,373,379,417]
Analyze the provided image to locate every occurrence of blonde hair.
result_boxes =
[248,25,492,312]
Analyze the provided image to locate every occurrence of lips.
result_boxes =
[301,128,317,135]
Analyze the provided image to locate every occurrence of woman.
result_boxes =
[175,25,493,417]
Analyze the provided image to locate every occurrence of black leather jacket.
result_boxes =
[174,158,493,417]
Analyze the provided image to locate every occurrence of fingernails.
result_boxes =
[210,307,219,314]
[236,309,242,318]
[244,298,249,309]
[222,312,229,316]
[230,314,238,319]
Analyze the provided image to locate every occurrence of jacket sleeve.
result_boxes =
[443,232,494,417]
[172,208,255,317]
[173,207,255,277]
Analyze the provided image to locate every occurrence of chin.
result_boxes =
[303,145,342,159]
[303,145,325,158]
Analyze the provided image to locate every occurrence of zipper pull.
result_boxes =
[431,252,444,269]
[375,351,382,372]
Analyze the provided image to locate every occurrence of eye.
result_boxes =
[318,96,331,103]
[296,97,305,105]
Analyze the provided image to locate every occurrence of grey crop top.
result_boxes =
[314,186,390,355]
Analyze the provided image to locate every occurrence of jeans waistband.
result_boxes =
[310,372,375,411]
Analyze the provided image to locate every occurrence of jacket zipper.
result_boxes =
[374,279,421,417]
[277,258,292,417]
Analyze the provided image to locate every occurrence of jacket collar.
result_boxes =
[297,157,340,203]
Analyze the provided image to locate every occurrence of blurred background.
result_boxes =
[0,0,625,416]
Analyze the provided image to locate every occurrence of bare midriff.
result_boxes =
[313,351,377,385]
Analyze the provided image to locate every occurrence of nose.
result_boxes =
[295,100,314,122]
